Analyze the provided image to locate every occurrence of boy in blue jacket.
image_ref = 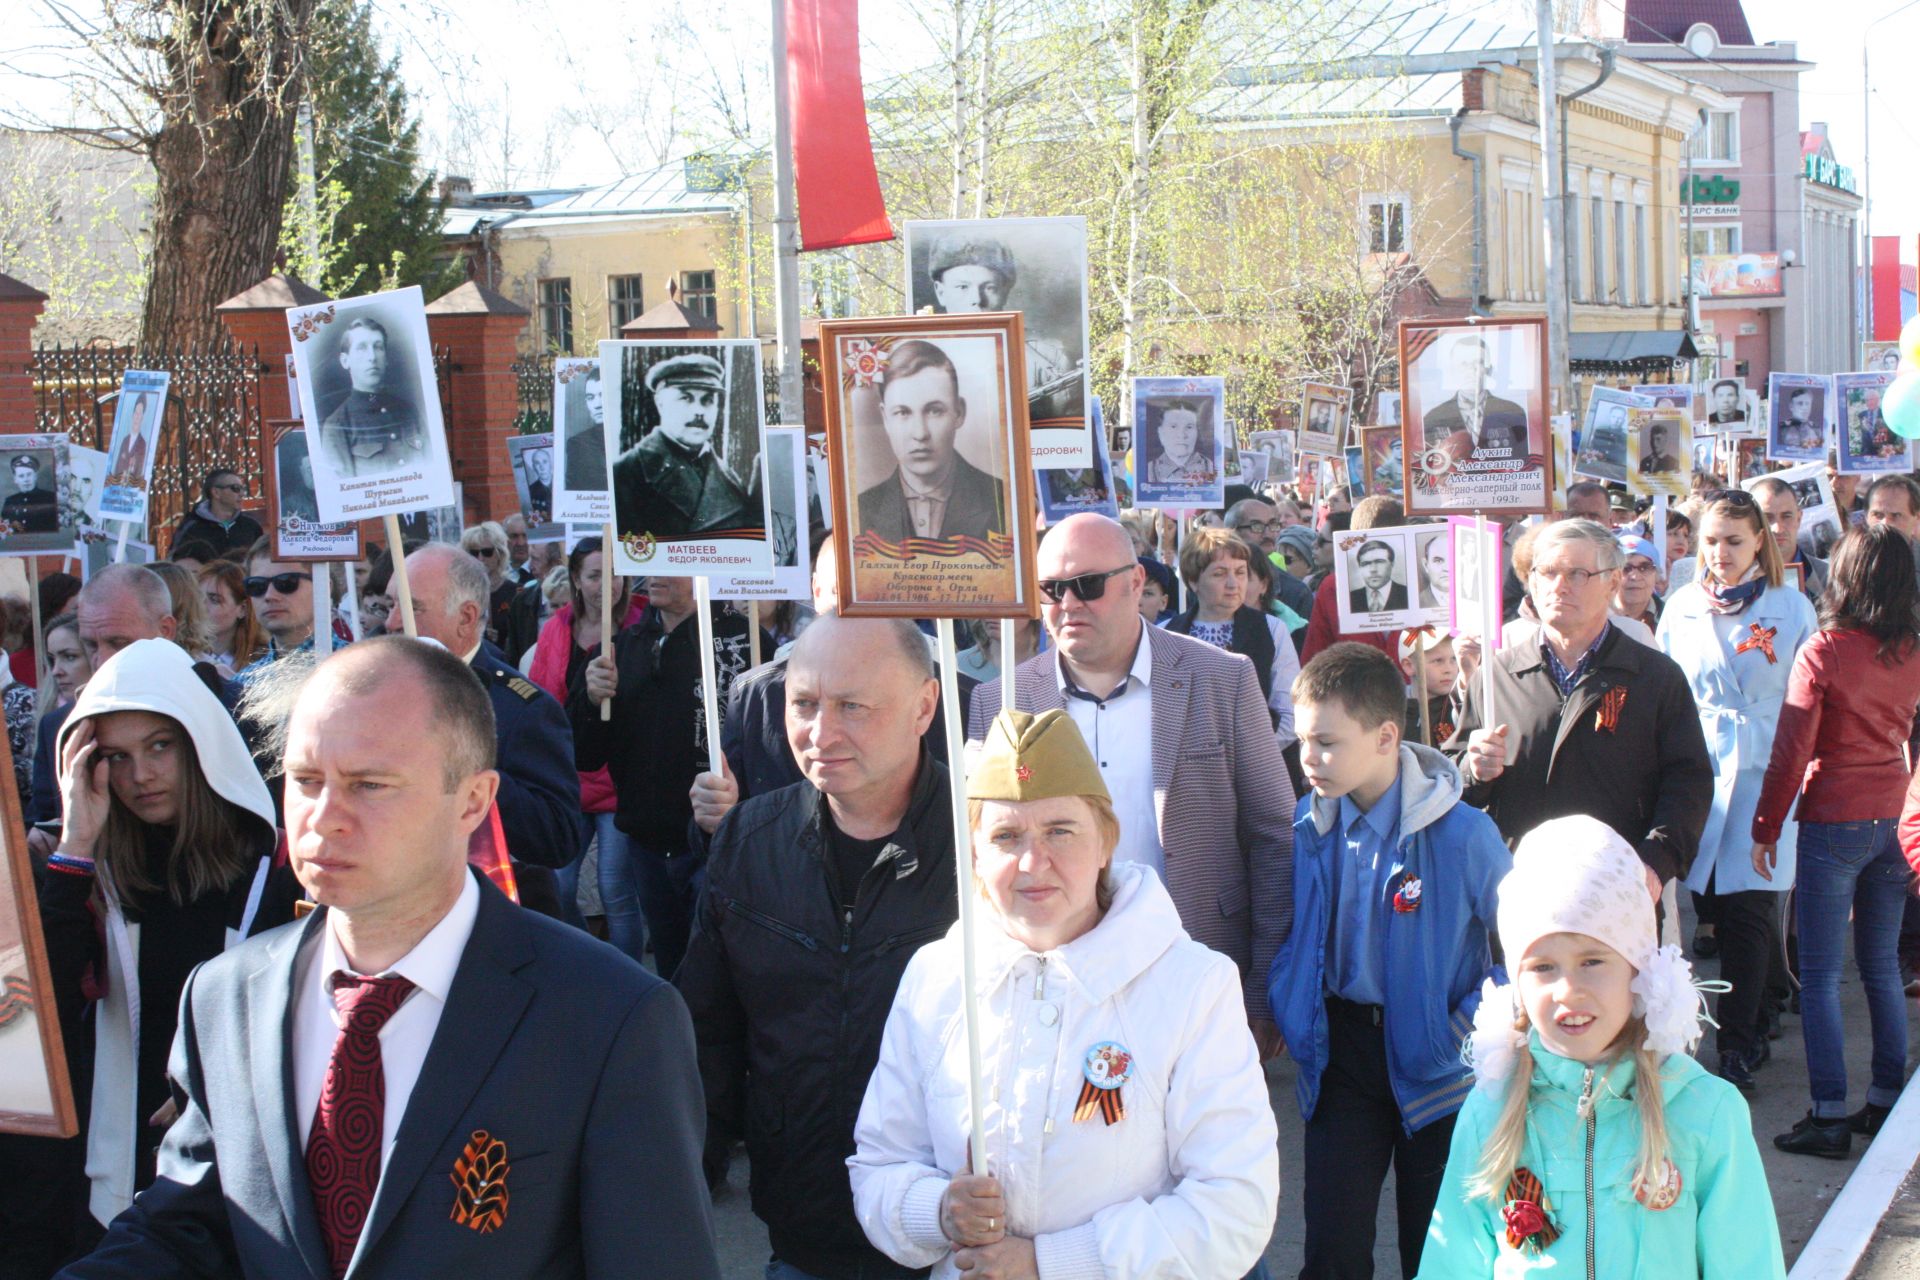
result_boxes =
[1269,642,1511,1279]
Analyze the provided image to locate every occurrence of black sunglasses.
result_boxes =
[1037,564,1133,604]
[244,572,311,598]
[473,546,499,558]
[1706,489,1759,509]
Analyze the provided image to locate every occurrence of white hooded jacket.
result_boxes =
[849,862,1280,1279]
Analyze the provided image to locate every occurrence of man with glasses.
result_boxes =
[1444,519,1711,893]
[170,468,264,557]
[1228,496,1313,622]
[962,512,1295,1056]
[236,538,320,685]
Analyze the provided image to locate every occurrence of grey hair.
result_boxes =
[1531,518,1625,572]
[234,648,320,779]
[82,564,173,624]
[461,520,509,558]
[412,542,491,618]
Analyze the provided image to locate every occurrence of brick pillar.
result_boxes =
[425,281,529,526]
[0,274,48,436]
[215,274,333,424]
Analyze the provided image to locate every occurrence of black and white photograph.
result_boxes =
[709,427,811,602]
[392,484,465,548]
[905,216,1091,465]
[0,437,65,554]
[1399,317,1552,517]
[601,339,772,576]
[1377,390,1402,427]
[551,356,609,525]
[1332,526,1426,635]
[1746,459,1838,548]
[1237,448,1270,491]
[1834,370,1910,474]
[1701,378,1749,431]
[1573,386,1648,485]
[1766,372,1832,464]
[266,424,360,561]
[0,723,75,1137]
[1132,375,1226,510]
[1413,526,1452,622]
[1038,424,1120,525]
[1246,430,1296,484]
[507,432,563,541]
[58,443,106,547]
[284,285,456,523]
[82,535,152,583]
[1448,516,1503,647]
[99,370,167,524]
[1298,382,1352,455]
[1628,406,1691,500]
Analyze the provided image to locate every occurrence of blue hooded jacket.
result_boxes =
[1268,742,1510,1133]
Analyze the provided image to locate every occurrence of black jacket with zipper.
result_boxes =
[675,756,955,1279]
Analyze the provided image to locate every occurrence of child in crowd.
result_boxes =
[1269,642,1511,1279]
[1418,815,1785,1278]
[1398,628,1459,748]
[1138,555,1175,625]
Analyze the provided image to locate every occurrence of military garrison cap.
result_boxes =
[967,708,1110,804]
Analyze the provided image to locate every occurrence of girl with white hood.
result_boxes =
[38,638,299,1229]
[849,709,1280,1279]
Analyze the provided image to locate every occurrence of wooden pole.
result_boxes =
[999,617,1016,714]
[600,522,616,721]
[27,557,43,686]
[749,600,763,669]
[1413,627,1431,747]
[312,563,333,656]
[693,577,724,775]
[384,514,417,637]
[935,617,989,1172]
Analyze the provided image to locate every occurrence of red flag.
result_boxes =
[786,0,894,251]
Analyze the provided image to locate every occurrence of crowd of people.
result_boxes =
[0,439,1914,1280]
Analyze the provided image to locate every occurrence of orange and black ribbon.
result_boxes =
[1073,1079,1126,1126]
[1595,685,1628,734]
[1734,623,1778,664]
[1502,1167,1560,1255]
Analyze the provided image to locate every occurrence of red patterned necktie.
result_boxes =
[307,972,416,1278]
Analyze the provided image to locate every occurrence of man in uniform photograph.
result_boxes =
[1421,335,1528,457]
[1348,538,1408,614]
[1639,420,1680,474]
[2,454,57,533]
[109,393,153,485]
[276,436,320,524]
[1776,386,1823,454]
[565,365,608,491]
[523,445,553,522]
[857,338,1006,543]
[613,352,757,541]
[924,232,1081,420]
[316,316,426,479]
[1707,379,1747,426]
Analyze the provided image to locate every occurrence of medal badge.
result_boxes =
[1634,1158,1683,1211]
[1073,1041,1132,1126]
[1392,873,1423,914]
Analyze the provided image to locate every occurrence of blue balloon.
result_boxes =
[1884,372,1920,440]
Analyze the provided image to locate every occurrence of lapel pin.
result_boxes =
[1073,1041,1132,1125]
[449,1130,510,1233]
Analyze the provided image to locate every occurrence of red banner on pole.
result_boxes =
[1873,235,1902,342]
[785,0,894,251]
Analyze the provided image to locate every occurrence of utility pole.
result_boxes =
[297,100,321,284]
[770,0,805,425]
[1535,0,1571,415]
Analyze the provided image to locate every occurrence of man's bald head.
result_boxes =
[77,563,177,665]
[785,614,938,806]
[1040,513,1137,575]
[790,613,933,685]
[300,637,495,786]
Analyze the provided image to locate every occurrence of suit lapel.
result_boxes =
[351,880,536,1270]
[249,912,334,1280]
[1146,629,1189,841]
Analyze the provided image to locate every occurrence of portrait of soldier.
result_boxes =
[1639,420,1680,474]
[565,365,608,491]
[1,453,57,533]
[925,233,1082,421]
[856,338,1006,543]
[1776,386,1823,453]
[1707,379,1747,426]
[522,444,553,522]
[1370,436,1404,494]
[613,352,757,541]
[1044,465,1109,509]
[1145,398,1217,486]
[275,434,320,525]
[1348,537,1408,614]
[110,392,153,485]
[316,316,426,478]
[1421,334,1528,456]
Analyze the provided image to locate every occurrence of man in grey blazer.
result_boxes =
[61,638,718,1280]
[965,513,1295,1054]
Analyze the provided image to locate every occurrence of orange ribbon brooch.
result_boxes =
[1502,1167,1560,1255]
[1074,1041,1132,1126]
[1594,685,1628,733]
[449,1130,510,1233]
[1734,624,1778,664]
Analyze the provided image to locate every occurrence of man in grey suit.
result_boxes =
[856,339,1006,544]
[964,513,1295,1056]
[60,638,718,1280]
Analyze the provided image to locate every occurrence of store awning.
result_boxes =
[1568,329,1701,374]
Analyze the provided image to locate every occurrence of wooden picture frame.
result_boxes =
[263,420,364,563]
[1398,316,1554,518]
[0,721,77,1137]
[819,312,1039,620]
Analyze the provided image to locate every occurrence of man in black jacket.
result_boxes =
[677,613,954,1280]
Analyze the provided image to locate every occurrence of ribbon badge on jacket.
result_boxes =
[449,1130,510,1233]
[1734,623,1778,664]
[1594,685,1628,734]
[1074,1041,1132,1126]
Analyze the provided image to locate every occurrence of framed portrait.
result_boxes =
[263,422,361,562]
[1448,517,1504,647]
[0,725,75,1138]
[1132,376,1226,510]
[811,453,834,531]
[551,357,610,525]
[1691,436,1717,476]
[1863,340,1902,375]
[820,313,1037,619]
[1573,386,1648,485]
[1399,317,1552,517]
[1766,373,1832,464]
[1356,425,1404,499]
[83,535,152,582]
[709,427,811,602]
[600,339,773,577]
[1221,423,1246,484]
[1342,444,1366,494]
[1629,385,1694,421]
[1698,377,1750,433]
[1038,414,1120,525]
[1299,382,1352,455]
[390,482,464,548]
[61,443,107,548]
[1377,390,1402,427]
[1834,371,1910,475]
[1746,460,1837,549]
[1410,525,1452,626]
[1238,449,1270,491]
[1627,406,1691,499]
[904,216,1092,465]
[99,370,168,525]
[1730,436,1771,482]
[1246,430,1296,484]
[0,435,71,555]
[507,433,563,540]
[285,285,456,523]
[1333,525,1426,634]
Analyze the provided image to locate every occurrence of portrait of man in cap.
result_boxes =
[856,338,1007,544]
[1,452,56,534]
[315,316,427,479]
[924,230,1083,422]
[613,350,758,542]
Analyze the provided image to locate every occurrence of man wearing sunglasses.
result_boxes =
[170,468,264,558]
[235,540,319,685]
[963,513,1295,1056]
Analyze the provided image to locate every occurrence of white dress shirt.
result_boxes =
[1054,620,1164,879]
[293,871,481,1168]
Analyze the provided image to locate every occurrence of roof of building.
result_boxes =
[441,159,743,239]
[1613,0,1754,46]
[621,296,722,334]
[0,272,49,303]
[215,273,330,311]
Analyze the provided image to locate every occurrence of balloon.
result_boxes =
[1901,314,1920,367]
[1883,372,1920,440]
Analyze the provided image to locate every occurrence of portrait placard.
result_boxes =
[1698,378,1750,433]
[1573,386,1650,485]
[1237,448,1270,491]
[1747,461,1837,549]
[0,435,70,555]
[1863,341,1902,375]
[264,422,362,562]
[507,433,563,540]
[1690,436,1716,476]
[820,313,1037,619]
[1411,525,1453,626]
[1399,317,1552,517]
[1246,430,1296,484]
[1766,373,1832,464]
[1132,376,1226,510]
[1629,385,1694,420]
[1342,444,1366,494]
[83,535,152,582]
[99,370,168,524]
[1038,412,1120,525]
[1333,525,1427,635]
[390,483,464,548]
[709,428,811,602]
[1299,382,1352,455]
[1731,437,1771,482]
[0,723,75,1137]
[601,339,773,576]
[1627,406,1690,499]
[1448,517,1503,647]
[1377,391,1402,427]
[1355,425,1404,499]
[1834,371,1910,474]
[61,443,107,547]
[551,357,610,525]
[904,216,1092,465]
[285,285,456,523]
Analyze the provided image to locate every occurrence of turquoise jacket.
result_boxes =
[1418,1037,1786,1280]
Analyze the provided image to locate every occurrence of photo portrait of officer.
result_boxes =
[924,232,1082,421]
[109,392,153,484]
[1145,398,1218,485]
[275,433,320,524]
[521,444,553,522]
[1775,386,1823,455]
[855,338,1007,542]
[1639,419,1680,474]
[1708,379,1747,426]
[613,351,757,541]
[315,316,426,479]
[1348,537,1408,614]
[1,453,56,533]
[565,365,607,491]
[1421,334,1528,456]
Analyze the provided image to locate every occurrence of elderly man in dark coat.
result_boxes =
[612,353,758,542]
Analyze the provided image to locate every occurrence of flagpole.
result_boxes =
[770,0,805,425]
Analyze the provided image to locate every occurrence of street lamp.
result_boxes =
[1863,0,1920,355]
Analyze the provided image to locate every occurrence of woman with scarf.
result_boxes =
[37,638,299,1232]
[1655,489,1815,1096]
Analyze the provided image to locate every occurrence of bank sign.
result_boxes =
[1804,153,1859,194]
[1683,174,1741,219]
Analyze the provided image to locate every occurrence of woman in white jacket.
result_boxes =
[849,709,1279,1279]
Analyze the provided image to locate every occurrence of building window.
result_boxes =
[1634,205,1649,306]
[1613,199,1627,303]
[680,270,717,322]
[806,252,857,319]
[1362,194,1409,254]
[537,278,573,353]
[1589,195,1605,300]
[607,274,645,335]
[1688,109,1739,164]
[1688,225,1742,256]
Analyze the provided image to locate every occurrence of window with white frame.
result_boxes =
[1688,109,1739,164]
[1362,194,1410,254]
[1688,225,1742,256]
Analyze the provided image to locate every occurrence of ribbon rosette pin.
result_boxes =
[847,339,889,390]
[449,1129,510,1233]
[1073,1041,1133,1126]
